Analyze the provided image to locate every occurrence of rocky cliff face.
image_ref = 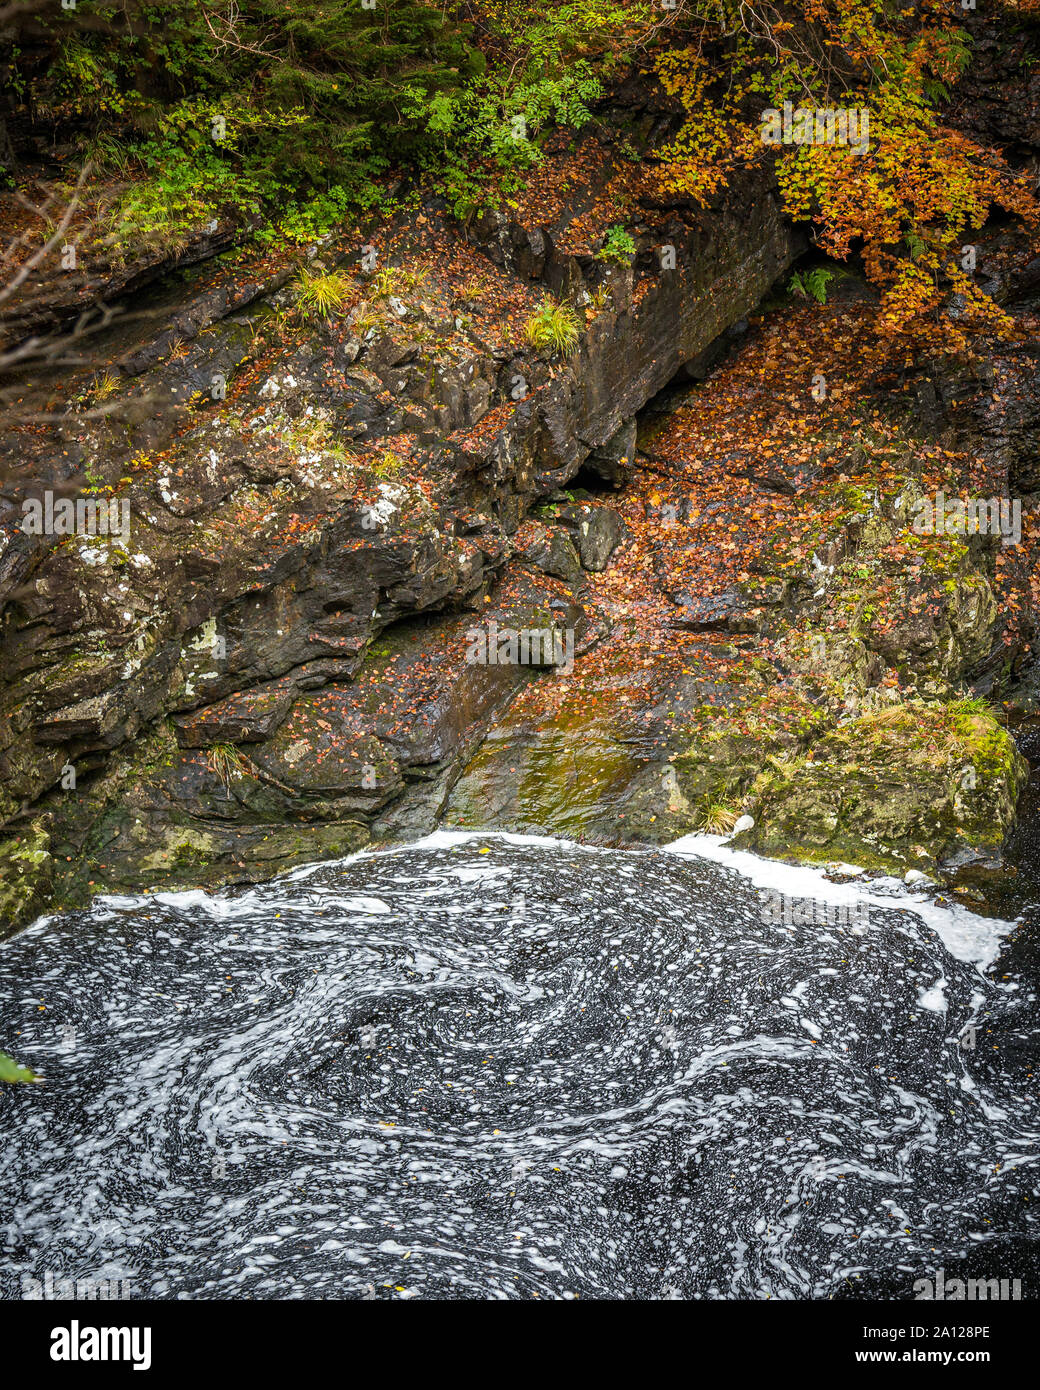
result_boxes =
[4,50,1040,932]
[0,103,800,931]
[441,270,1036,905]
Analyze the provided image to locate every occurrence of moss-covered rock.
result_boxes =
[735,699,1029,875]
[0,822,54,937]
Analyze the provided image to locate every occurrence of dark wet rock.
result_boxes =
[667,589,742,632]
[747,454,822,496]
[2,566,585,912]
[677,314,751,382]
[938,844,1011,894]
[555,503,625,572]
[171,678,297,748]
[0,221,245,348]
[521,526,584,584]
[948,14,1040,154]
[0,123,802,927]
[119,269,294,378]
[583,418,638,487]
[666,578,786,635]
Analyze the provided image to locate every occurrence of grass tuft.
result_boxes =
[296,266,352,320]
[207,743,248,791]
[698,796,740,834]
[525,299,580,356]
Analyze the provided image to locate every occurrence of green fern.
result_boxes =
[788,268,834,305]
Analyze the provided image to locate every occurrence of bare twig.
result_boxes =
[0,163,93,311]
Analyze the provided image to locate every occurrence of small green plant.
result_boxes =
[207,743,248,791]
[398,263,430,292]
[295,266,352,320]
[83,457,106,490]
[370,266,397,299]
[905,229,927,261]
[272,185,354,244]
[764,753,798,777]
[285,418,357,466]
[372,450,406,478]
[788,268,834,304]
[351,301,381,336]
[596,224,636,264]
[289,416,332,447]
[91,371,120,401]
[524,298,580,356]
[84,133,134,178]
[949,695,997,721]
[0,1051,38,1083]
[455,273,488,303]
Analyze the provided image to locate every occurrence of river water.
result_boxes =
[1,831,1037,1300]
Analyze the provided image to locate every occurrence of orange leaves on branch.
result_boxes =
[650,0,1039,350]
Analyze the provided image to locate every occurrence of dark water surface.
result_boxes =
[1,832,1037,1300]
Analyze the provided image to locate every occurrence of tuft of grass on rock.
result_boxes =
[207,743,248,791]
[295,266,352,320]
[372,450,406,478]
[525,299,580,356]
[698,796,740,834]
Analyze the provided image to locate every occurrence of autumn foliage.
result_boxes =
[1,0,1037,350]
[651,0,1039,349]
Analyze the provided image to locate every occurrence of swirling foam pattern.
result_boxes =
[1,835,1037,1300]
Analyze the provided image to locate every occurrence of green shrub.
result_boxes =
[5,1,484,241]
[596,224,636,263]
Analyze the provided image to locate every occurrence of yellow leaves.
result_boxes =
[646,0,1038,349]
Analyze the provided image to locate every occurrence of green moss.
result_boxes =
[140,826,219,873]
[0,824,54,938]
[449,699,639,838]
[739,698,1029,873]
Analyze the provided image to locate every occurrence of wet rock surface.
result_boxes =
[4,80,1040,927]
[0,120,799,929]
[445,277,1040,895]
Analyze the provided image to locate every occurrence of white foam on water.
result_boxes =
[410,828,587,852]
[12,830,1018,982]
[328,896,392,914]
[1,828,1036,1303]
[664,833,1016,971]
